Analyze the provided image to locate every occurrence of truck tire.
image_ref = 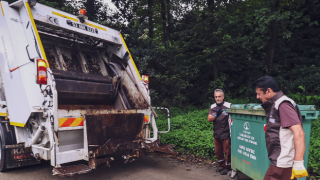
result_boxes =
[0,130,7,172]
[0,118,16,172]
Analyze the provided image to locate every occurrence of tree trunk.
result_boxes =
[207,0,219,80]
[160,0,168,48]
[212,54,219,81]
[84,0,96,21]
[148,0,154,39]
[207,0,214,10]
[166,0,171,42]
[265,0,279,70]
[265,20,277,70]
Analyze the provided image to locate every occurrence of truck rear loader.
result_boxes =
[0,0,174,176]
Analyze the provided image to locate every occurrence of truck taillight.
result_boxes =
[142,75,149,84]
[142,75,149,94]
[37,59,47,85]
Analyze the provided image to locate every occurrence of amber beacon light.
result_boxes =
[79,9,86,15]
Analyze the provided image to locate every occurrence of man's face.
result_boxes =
[214,91,224,104]
[255,87,271,103]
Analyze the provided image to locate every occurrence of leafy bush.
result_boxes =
[287,92,320,107]
[155,107,215,158]
[308,116,320,176]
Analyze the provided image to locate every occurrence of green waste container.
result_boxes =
[226,104,319,180]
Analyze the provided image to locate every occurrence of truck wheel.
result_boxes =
[0,132,7,172]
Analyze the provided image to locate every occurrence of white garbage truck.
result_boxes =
[0,0,174,176]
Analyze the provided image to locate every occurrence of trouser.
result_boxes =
[263,165,296,180]
[214,138,231,170]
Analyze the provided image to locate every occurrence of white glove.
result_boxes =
[291,160,308,179]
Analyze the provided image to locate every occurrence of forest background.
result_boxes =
[4,0,320,178]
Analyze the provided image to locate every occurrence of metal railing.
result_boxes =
[152,107,170,133]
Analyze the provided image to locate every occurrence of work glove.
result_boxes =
[212,109,223,118]
[291,160,308,179]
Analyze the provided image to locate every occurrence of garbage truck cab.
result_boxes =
[0,0,174,176]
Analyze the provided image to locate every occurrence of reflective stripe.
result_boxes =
[52,11,78,22]
[85,22,106,31]
[0,113,7,116]
[144,115,149,122]
[59,117,84,127]
[25,2,49,67]
[70,117,84,126]
[10,122,25,127]
[119,33,142,81]
[0,2,4,16]
[218,159,225,162]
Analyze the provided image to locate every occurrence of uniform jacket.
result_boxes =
[210,101,232,139]
[261,91,303,167]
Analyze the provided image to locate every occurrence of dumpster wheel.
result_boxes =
[227,171,238,180]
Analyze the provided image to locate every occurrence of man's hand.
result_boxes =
[291,160,308,179]
[208,109,223,122]
[214,109,223,118]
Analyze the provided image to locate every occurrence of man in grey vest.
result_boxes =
[253,76,308,180]
[208,89,232,175]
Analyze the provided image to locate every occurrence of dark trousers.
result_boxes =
[263,165,296,180]
[214,138,231,170]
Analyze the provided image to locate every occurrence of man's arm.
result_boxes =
[289,124,308,179]
[289,124,305,160]
[208,114,216,122]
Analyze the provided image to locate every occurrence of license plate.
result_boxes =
[68,21,98,34]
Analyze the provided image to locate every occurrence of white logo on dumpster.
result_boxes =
[244,122,250,130]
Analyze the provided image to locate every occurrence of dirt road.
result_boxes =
[0,154,252,180]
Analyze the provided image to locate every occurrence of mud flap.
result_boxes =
[5,145,40,169]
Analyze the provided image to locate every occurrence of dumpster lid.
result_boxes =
[297,105,317,111]
[227,104,266,116]
[227,104,318,116]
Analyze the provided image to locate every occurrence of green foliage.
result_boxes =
[155,107,215,158]
[309,116,320,176]
[287,93,320,106]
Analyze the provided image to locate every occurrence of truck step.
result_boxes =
[52,164,92,177]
